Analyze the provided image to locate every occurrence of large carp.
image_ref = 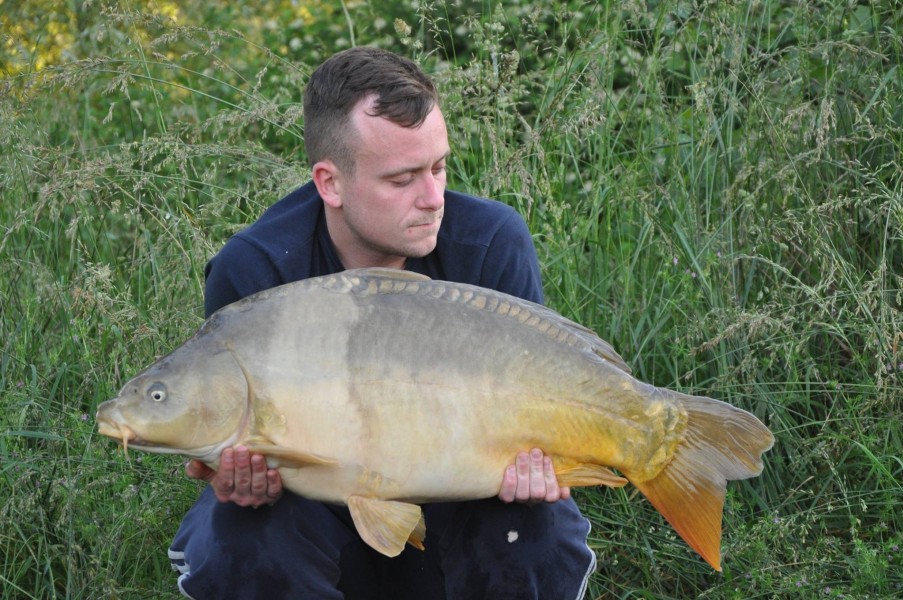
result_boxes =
[96,268,773,571]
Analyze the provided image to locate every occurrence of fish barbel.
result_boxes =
[96,268,774,570]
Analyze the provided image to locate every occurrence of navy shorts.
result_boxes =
[170,487,595,599]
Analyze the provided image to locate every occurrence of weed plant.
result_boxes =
[1,1,901,598]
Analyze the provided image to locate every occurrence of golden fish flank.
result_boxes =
[96,267,774,571]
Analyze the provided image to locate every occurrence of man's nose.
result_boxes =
[416,173,445,210]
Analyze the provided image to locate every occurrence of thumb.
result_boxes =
[185,459,215,482]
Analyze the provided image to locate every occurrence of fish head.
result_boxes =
[96,344,249,461]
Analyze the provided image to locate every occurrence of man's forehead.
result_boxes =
[349,102,448,165]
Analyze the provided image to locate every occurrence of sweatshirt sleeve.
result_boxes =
[203,236,284,318]
[479,210,544,305]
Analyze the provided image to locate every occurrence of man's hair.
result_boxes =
[303,47,439,174]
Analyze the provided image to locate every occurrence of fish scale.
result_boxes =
[97,267,773,570]
[330,270,629,371]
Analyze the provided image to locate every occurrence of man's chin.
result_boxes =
[402,236,439,259]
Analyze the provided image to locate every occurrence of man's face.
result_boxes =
[326,98,449,269]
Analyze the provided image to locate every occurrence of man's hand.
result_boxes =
[185,445,283,507]
[498,448,570,504]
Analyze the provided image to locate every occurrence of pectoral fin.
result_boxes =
[347,495,425,557]
[556,463,629,488]
[243,443,336,468]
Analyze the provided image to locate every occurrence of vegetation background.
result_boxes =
[1,0,900,597]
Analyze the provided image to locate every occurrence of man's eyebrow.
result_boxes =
[380,152,451,179]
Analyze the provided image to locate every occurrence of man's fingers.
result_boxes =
[543,456,561,502]
[208,448,234,502]
[219,447,235,475]
[232,446,272,507]
[498,464,518,503]
[499,450,569,504]
[233,446,252,493]
[514,451,532,502]
[529,449,546,500]
[250,454,269,497]
[266,469,283,503]
[200,446,283,507]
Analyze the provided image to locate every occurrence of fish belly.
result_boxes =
[249,351,669,505]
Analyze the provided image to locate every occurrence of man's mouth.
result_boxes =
[412,211,444,228]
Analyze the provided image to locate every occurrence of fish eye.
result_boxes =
[147,382,167,402]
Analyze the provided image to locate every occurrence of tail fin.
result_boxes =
[629,392,774,571]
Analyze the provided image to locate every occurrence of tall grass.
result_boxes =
[2,1,901,598]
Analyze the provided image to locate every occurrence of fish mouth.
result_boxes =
[96,418,139,455]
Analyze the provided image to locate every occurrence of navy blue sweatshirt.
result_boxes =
[203,181,543,316]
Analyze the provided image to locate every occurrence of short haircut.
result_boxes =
[303,47,439,174]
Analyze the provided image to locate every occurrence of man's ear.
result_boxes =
[312,160,342,208]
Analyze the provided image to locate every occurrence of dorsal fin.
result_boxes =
[324,268,433,297]
[346,267,432,282]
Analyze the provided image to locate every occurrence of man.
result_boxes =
[169,46,595,599]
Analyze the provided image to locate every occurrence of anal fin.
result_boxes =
[347,495,425,557]
[556,463,628,488]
